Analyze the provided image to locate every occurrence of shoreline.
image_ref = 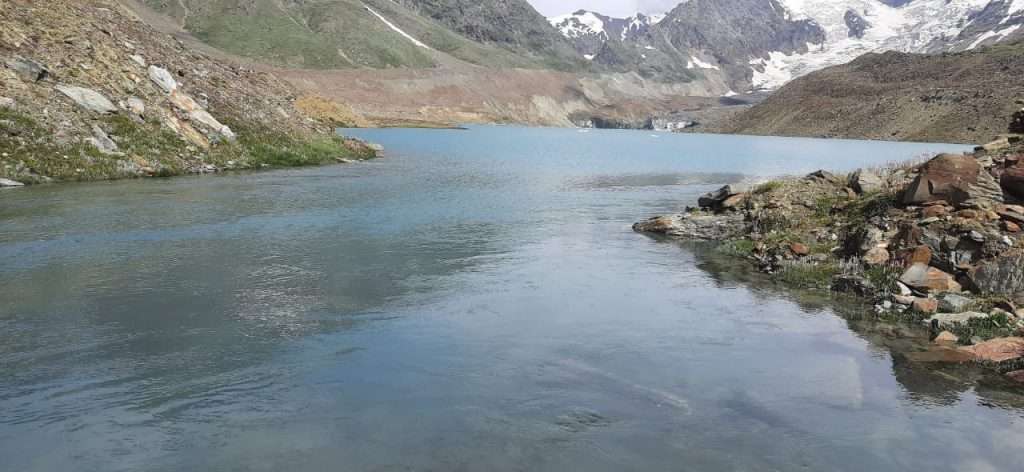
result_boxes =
[635,133,1024,380]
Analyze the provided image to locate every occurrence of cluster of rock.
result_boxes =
[635,129,1024,379]
[1,0,372,185]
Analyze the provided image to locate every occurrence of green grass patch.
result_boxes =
[753,180,783,195]
[775,261,840,290]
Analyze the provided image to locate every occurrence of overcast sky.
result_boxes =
[528,0,681,17]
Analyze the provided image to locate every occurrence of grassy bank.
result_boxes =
[0,108,376,184]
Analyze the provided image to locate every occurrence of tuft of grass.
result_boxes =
[952,312,1017,343]
[715,239,756,257]
[775,260,840,290]
[753,180,783,195]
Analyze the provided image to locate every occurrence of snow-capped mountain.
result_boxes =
[549,10,664,58]
[751,0,1024,88]
[549,0,1024,90]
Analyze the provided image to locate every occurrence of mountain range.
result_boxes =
[111,0,1024,138]
[551,0,1024,90]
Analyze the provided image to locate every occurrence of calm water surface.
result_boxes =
[2,126,1021,471]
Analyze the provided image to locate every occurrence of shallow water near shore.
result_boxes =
[3,126,1022,471]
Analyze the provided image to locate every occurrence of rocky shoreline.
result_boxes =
[636,124,1024,382]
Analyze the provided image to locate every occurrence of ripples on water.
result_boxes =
[2,126,1022,471]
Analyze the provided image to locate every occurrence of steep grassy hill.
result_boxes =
[138,0,585,70]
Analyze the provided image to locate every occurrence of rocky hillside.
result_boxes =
[717,40,1024,143]
[0,0,375,186]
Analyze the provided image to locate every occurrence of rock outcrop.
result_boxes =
[635,125,1024,373]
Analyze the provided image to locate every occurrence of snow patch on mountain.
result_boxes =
[550,11,608,39]
[749,0,1003,89]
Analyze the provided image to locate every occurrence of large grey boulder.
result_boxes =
[968,252,1024,295]
[849,169,882,194]
[5,57,48,82]
[55,85,117,114]
[0,178,25,187]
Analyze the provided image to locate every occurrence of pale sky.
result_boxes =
[528,0,681,17]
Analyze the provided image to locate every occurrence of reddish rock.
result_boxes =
[920,205,949,218]
[960,337,1024,363]
[912,298,939,314]
[1001,165,1024,200]
[1005,221,1021,233]
[720,193,748,210]
[789,242,810,257]
[999,210,1024,226]
[908,245,933,266]
[1007,370,1024,383]
[956,209,980,219]
[934,331,959,344]
[903,153,1002,207]
[900,263,961,293]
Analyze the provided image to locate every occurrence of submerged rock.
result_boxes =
[633,212,745,240]
[960,337,1024,364]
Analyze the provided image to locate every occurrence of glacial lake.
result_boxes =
[2,126,1021,471]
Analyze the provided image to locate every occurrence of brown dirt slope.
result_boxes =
[718,40,1024,144]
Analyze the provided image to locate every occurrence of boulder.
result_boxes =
[1007,370,1024,383]
[926,311,989,329]
[5,57,48,81]
[1000,165,1024,200]
[934,331,959,344]
[960,337,1024,364]
[900,263,961,293]
[125,97,145,117]
[902,153,1002,207]
[937,292,974,313]
[907,245,933,266]
[130,54,146,67]
[967,252,1024,295]
[148,65,178,94]
[1012,108,1024,134]
[719,193,747,211]
[0,178,25,187]
[848,169,883,194]
[863,247,890,265]
[806,170,841,185]
[87,125,120,155]
[0,96,13,109]
[832,275,875,296]
[789,242,810,257]
[168,92,236,141]
[977,138,1010,153]
[912,298,939,314]
[634,212,745,240]
[55,85,117,114]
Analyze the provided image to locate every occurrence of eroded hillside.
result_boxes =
[0,0,374,185]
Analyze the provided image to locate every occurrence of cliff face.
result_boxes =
[717,41,1024,144]
[0,0,373,185]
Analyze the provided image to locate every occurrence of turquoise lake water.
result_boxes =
[3,126,1021,471]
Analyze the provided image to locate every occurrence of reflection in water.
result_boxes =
[3,126,1021,471]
